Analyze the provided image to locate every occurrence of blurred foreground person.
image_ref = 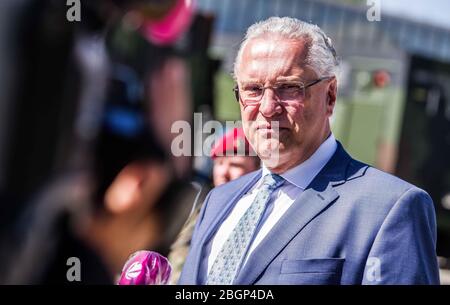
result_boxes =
[179,17,439,285]
[4,59,195,285]
[168,128,260,284]
[3,0,196,284]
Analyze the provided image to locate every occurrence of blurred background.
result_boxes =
[0,0,449,284]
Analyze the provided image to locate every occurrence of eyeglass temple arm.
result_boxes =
[305,76,334,88]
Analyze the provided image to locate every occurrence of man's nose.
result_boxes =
[259,88,282,117]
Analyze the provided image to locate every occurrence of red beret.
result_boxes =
[210,128,254,159]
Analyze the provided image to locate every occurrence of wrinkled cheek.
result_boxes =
[242,105,259,119]
[241,108,259,141]
[285,108,303,134]
[297,104,314,123]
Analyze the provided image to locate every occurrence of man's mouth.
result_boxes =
[255,122,271,130]
[255,123,289,131]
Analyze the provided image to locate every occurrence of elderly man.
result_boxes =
[179,17,439,285]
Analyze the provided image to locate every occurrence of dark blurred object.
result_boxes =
[92,62,166,205]
[0,0,196,232]
[188,14,221,114]
[396,55,450,258]
[1,0,80,216]
[0,0,198,284]
[0,0,124,237]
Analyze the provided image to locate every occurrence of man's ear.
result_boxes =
[326,77,337,115]
[104,162,169,214]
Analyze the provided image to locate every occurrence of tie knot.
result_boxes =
[261,173,284,190]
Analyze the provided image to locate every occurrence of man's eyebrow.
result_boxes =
[240,76,305,85]
[275,76,304,82]
[240,80,262,85]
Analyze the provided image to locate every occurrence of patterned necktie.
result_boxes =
[207,173,285,285]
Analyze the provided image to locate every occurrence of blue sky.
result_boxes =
[382,0,450,29]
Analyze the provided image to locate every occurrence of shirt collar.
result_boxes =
[261,133,337,190]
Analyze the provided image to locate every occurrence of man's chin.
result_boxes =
[253,138,287,168]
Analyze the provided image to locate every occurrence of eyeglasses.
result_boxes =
[233,76,333,106]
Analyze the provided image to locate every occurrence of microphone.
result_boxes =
[118,251,172,285]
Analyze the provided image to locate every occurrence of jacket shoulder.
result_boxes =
[344,158,432,209]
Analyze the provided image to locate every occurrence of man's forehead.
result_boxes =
[243,36,309,59]
[238,36,313,81]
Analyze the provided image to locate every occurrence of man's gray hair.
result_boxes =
[233,17,339,80]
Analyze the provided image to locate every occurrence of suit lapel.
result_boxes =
[233,184,339,284]
[233,142,352,284]
[191,170,262,283]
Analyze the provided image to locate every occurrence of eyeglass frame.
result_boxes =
[233,76,334,105]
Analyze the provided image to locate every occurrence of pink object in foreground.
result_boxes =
[118,251,172,285]
[140,0,195,46]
